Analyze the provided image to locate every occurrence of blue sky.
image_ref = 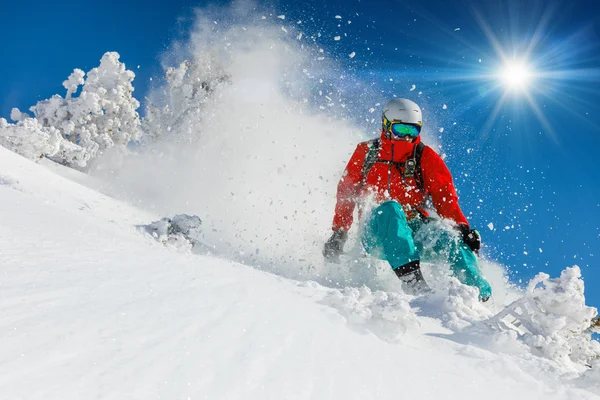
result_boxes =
[3,0,600,306]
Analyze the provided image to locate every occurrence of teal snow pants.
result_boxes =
[361,200,492,299]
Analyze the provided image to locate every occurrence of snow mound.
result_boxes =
[581,360,600,391]
[141,214,203,251]
[0,174,20,189]
[321,286,420,341]
[442,278,495,330]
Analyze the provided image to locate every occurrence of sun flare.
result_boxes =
[500,61,533,89]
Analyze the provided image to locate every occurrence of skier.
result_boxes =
[323,98,492,301]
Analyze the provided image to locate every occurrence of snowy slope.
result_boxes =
[1,145,599,399]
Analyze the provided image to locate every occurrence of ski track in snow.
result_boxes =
[0,146,599,399]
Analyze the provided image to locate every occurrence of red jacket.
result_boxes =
[332,131,469,231]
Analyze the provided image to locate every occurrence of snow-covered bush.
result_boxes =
[141,214,203,251]
[0,117,62,161]
[0,116,92,166]
[142,57,230,142]
[1,52,141,168]
[487,266,600,367]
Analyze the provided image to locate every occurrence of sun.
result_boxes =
[500,61,533,90]
[424,3,600,142]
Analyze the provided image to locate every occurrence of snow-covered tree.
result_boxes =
[0,52,141,168]
[0,117,61,162]
[142,56,230,142]
[488,266,600,367]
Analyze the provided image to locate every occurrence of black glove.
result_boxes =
[323,230,348,263]
[457,224,481,253]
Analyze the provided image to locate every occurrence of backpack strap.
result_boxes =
[414,142,426,193]
[361,138,381,182]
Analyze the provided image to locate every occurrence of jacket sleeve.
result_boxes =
[421,147,469,226]
[332,142,370,231]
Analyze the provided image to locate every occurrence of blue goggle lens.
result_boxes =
[391,123,420,138]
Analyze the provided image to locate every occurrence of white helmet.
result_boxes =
[382,98,423,129]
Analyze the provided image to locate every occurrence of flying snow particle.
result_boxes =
[334,36,341,41]
[539,248,543,253]
[454,28,461,31]
[277,15,285,19]
[281,27,288,33]
[335,15,342,19]
[349,52,356,58]
[410,84,416,91]
[487,223,494,231]
[297,33,303,40]
[439,128,444,133]
[442,104,447,109]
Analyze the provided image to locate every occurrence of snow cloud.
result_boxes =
[94,3,369,284]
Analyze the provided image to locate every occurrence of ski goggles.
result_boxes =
[384,117,421,139]
[390,123,420,138]
[383,116,421,138]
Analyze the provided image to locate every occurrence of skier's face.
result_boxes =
[390,134,415,142]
